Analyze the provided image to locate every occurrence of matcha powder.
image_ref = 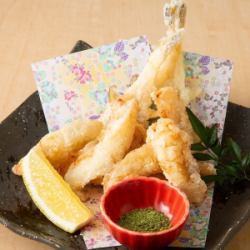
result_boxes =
[118,207,171,232]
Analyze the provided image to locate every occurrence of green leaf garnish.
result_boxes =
[208,125,218,147]
[186,107,208,144]
[186,107,250,186]
[193,153,215,161]
[191,143,207,151]
[242,153,250,168]
[227,138,241,161]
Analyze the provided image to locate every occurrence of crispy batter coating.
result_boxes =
[151,86,194,139]
[199,162,216,176]
[123,36,184,125]
[12,119,102,176]
[103,144,161,191]
[64,99,138,190]
[147,118,207,204]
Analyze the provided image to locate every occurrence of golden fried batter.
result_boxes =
[12,119,102,176]
[123,34,184,125]
[103,144,161,191]
[147,118,207,203]
[151,86,194,139]
[129,123,147,151]
[64,99,138,190]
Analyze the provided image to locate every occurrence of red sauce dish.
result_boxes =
[100,177,190,250]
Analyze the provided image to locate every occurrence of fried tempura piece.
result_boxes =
[89,122,146,186]
[151,86,194,139]
[147,118,207,204]
[64,99,138,190]
[123,33,184,124]
[121,1,191,125]
[129,123,147,151]
[199,162,216,176]
[103,144,161,191]
[120,1,201,125]
[12,119,102,176]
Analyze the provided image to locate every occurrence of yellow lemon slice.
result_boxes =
[21,145,93,233]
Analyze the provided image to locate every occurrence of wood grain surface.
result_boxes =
[0,0,249,249]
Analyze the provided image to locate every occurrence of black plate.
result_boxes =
[0,41,250,250]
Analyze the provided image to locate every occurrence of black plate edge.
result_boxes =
[213,102,250,250]
[0,93,66,249]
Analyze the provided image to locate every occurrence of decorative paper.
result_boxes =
[32,36,151,131]
[32,37,233,249]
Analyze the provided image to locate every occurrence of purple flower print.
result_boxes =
[178,237,189,243]
[201,66,209,75]
[114,41,124,52]
[114,41,128,61]
[89,114,100,120]
[129,36,147,49]
[199,56,210,65]
[86,239,95,247]
[120,52,128,60]
[72,64,92,84]
[52,125,60,131]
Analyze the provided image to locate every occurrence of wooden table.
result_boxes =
[0,0,249,249]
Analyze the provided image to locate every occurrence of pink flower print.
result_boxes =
[86,239,95,247]
[64,90,77,101]
[72,64,92,84]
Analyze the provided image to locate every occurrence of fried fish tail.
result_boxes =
[147,118,207,204]
[64,99,138,190]
[103,144,161,191]
[121,0,196,125]
[12,119,103,176]
[123,32,184,125]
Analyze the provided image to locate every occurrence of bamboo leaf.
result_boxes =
[193,153,214,161]
[186,106,250,186]
[228,138,241,161]
[191,143,207,151]
[242,153,250,168]
[225,165,238,177]
[186,107,208,144]
[211,142,222,156]
[208,125,218,147]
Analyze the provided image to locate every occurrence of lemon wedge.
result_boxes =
[21,145,93,233]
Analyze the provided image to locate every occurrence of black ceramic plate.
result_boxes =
[0,41,250,250]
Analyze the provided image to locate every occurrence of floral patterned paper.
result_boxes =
[32,38,233,249]
[32,36,151,131]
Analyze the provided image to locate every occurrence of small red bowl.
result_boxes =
[100,177,189,250]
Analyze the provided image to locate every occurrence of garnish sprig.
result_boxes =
[186,107,250,185]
